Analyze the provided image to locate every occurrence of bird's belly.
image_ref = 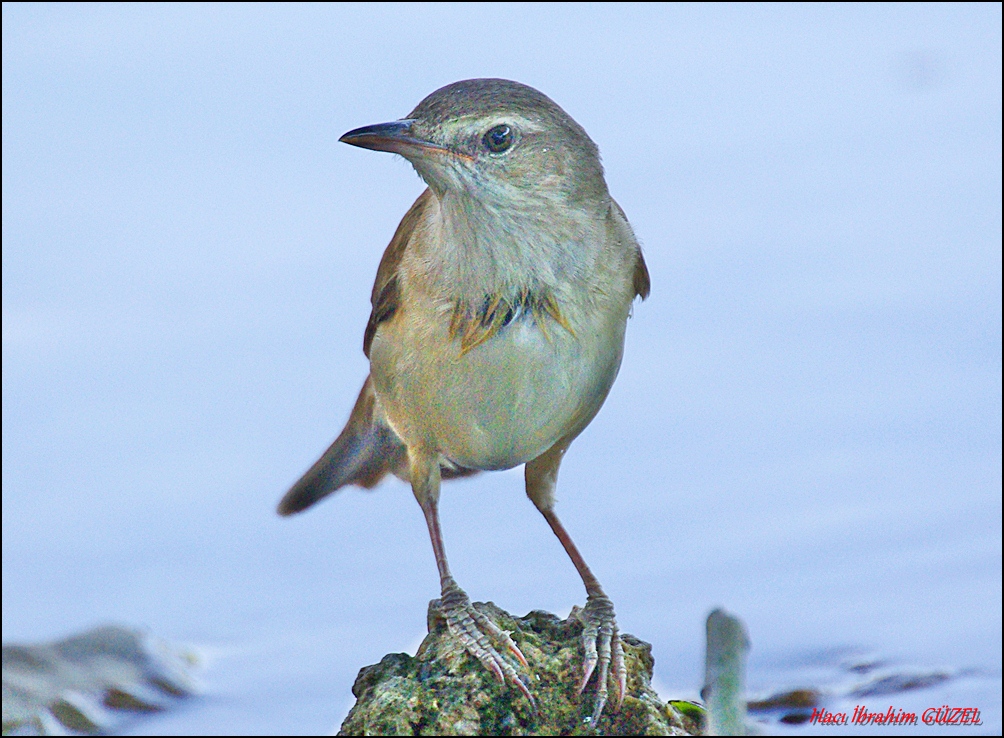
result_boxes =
[370,308,626,470]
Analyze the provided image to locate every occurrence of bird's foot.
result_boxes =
[572,592,626,722]
[431,577,534,706]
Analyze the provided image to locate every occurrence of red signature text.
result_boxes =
[922,706,983,726]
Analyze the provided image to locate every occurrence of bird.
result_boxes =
[277,78,650,721]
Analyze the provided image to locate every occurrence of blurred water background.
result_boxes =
[3,3,1000,734]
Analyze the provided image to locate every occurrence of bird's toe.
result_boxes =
[434,579,534,706]
[576,592,625,721]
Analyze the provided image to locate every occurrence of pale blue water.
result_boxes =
[3,4,1000,734]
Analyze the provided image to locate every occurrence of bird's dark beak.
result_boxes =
[339,119,445,157]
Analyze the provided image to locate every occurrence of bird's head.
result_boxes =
[340,79,608,212]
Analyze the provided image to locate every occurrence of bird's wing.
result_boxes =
[633,249,651,300]
[277,189,476,515]
[363,188,433,358]
[610,198,651,300]
[278,192,432,515]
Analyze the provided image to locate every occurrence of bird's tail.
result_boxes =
[277,376,408,516]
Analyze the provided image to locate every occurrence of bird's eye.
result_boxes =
[482,124,513,154]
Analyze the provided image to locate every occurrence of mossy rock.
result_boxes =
[339,602,700,736]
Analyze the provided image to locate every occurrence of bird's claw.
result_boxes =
[575,593,626,722]
[434,578,534,706]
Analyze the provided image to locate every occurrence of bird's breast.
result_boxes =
[368,288,629,471]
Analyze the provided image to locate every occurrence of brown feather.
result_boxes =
[363,188,433,357]
[610,198,651,301]
[633,252,651,300]
[541,294,576,337]
[277,376,408,515]
[451,290,577,355]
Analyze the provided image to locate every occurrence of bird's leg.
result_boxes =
[411,449,532,703]
[540,507,626,718]
[526,444,626,722]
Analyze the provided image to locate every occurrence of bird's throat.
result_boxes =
[429,188,603,303]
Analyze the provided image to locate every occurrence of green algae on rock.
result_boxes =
[338,602,700,736]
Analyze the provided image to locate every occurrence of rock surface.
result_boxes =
[339,602,702,736]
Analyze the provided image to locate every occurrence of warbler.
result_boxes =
[278,78,650,719]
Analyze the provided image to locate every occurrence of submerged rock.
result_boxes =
[338,602,701,736]
[2,625,198,735]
